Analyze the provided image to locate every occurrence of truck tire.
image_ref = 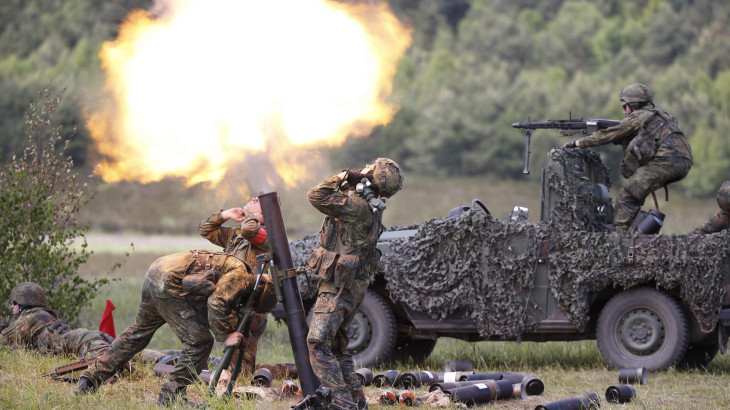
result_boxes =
[596,287,688,371]
[307,290,397,368]
[391,338,437,364]
[677,330,720,370]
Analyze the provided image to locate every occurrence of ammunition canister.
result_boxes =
[521,375,545,396]
[605,384,636,404]
[398,390,415,406]
[251,367,273,387]
[513,382,527,400]
[355,368,373,387]
[618,367,648,385]
[379,389,398,405]
[445,360,474,372]
[281,380,301,397]
[535,392,601,410]
[444,383,494,405]
[373,370,399,387]
[419,370,437,386]
[398,371,422,389]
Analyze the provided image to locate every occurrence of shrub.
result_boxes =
[0,89,112,322]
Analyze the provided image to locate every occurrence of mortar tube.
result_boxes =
[605,384,636,404]
[444,383,494,406]
[355,368,373,387]
[618,367,647,385]
[535,392,601,410]
[259,192,319,396]
[444,360,474,372]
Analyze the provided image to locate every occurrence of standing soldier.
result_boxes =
[693,181,730,234]
[305,158,403,408]
[74,250,275,406]
[198,196,270,376]
[1,282,112,358]
[563,83,693,234]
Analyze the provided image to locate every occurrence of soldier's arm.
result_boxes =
[693,212,730,234]
[206,258,255,342]
[577,115,641,148]
[240,215,268,248]
[197,211,237,248]
[307,175,367,223]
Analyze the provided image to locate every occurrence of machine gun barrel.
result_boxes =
[258,192,320,396]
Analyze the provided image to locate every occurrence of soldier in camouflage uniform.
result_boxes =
[198,196,270,376]
[564,83,693,234]
[75,250,276,406]
[1,282,113,358]
[306,158,403,408]
[693,181,730,234]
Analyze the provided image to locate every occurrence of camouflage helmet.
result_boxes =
[372,158,403,198]
[717,181,730,212]
[10,282,48,308]
[619,83,653,104]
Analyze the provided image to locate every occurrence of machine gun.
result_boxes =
[512,116,620,174]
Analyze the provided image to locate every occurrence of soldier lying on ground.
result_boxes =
[693,181,730,234]
[74,250,276,407]
[198,196,270,376]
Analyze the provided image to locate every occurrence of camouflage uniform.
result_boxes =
[306,159,402,406]
[694,181,730,234]
[576,106,693,234]
[198,211,270,375]
[79,250,262,403]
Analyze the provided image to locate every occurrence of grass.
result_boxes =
[3,173,728,408]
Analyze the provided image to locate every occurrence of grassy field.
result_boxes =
[2,173,729,408]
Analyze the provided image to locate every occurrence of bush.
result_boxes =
[0,89,112,322]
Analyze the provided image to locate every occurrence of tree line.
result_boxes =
[2,0,728,196]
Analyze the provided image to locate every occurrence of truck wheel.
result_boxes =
[307,290,397,368]
[349,290,397,367]
[596,287,688,371]
[391,338,437,364]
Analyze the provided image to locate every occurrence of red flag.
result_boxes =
[99,299,116,338]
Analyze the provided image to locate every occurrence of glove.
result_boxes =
[345,170,373,186]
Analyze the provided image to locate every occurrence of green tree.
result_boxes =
[0,89,112,322]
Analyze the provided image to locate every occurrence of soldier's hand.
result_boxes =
[223,331,245,347]
[221,207,246,222]
[562,139,581,149]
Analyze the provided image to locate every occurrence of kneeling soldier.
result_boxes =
[74,250,275,406]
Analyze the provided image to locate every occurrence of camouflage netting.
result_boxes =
[289,149,729,337]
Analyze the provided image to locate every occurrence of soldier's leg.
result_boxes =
[241,312,268,375]
[157,301,214,403]
[306,292,352,401]
[614,157,690,234]
[79,280,165,388]
[333,304,365,407]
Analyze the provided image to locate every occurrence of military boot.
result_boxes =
[74,376,98,395]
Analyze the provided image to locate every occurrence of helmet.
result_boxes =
[619,83,653,104]
[717,181,730,212]
[10,282,48,308]
[372,158,403,198]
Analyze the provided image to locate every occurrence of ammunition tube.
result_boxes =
[252,367,273,387]
[419,370,437,386]
[521,375,545,396]
[373,370,399,387]
[512,382,526,400]
[605,384,636,404]
[618,367,647,385]
[397,371,422,389]
[379,389,398,405]
[281,380,301,397]
[398,390,415,406]
[535,392,601,410]
[444,384,494,405]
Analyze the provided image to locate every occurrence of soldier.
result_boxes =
[74,250,276,406]
[305,158,403,408]
[1,282,112,359]
[693,181,730,234]
[563,83,693,234]
[198,196,270,376]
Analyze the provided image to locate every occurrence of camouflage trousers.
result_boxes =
[306,292,364,404]
[614,156,692,234]
[81,277,214,401]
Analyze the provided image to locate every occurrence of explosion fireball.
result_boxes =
[86,0,411,187]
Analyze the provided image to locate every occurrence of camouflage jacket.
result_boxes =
[694,211,730,234]
[198,212,270,271]
[307,175,381,302]
[577,106,693,161]
[146,250,258,342]
[0,308,110,357]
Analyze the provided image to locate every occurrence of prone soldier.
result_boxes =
[197,196,270,376]
[74,250,276,406]
[305,158,403,408]
[693,181,730,234]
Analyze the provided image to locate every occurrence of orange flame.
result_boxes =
[86,0,411,187]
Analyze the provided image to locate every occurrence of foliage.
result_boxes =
[0,89,112,322]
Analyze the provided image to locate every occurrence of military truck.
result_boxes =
[282,148,730,372]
